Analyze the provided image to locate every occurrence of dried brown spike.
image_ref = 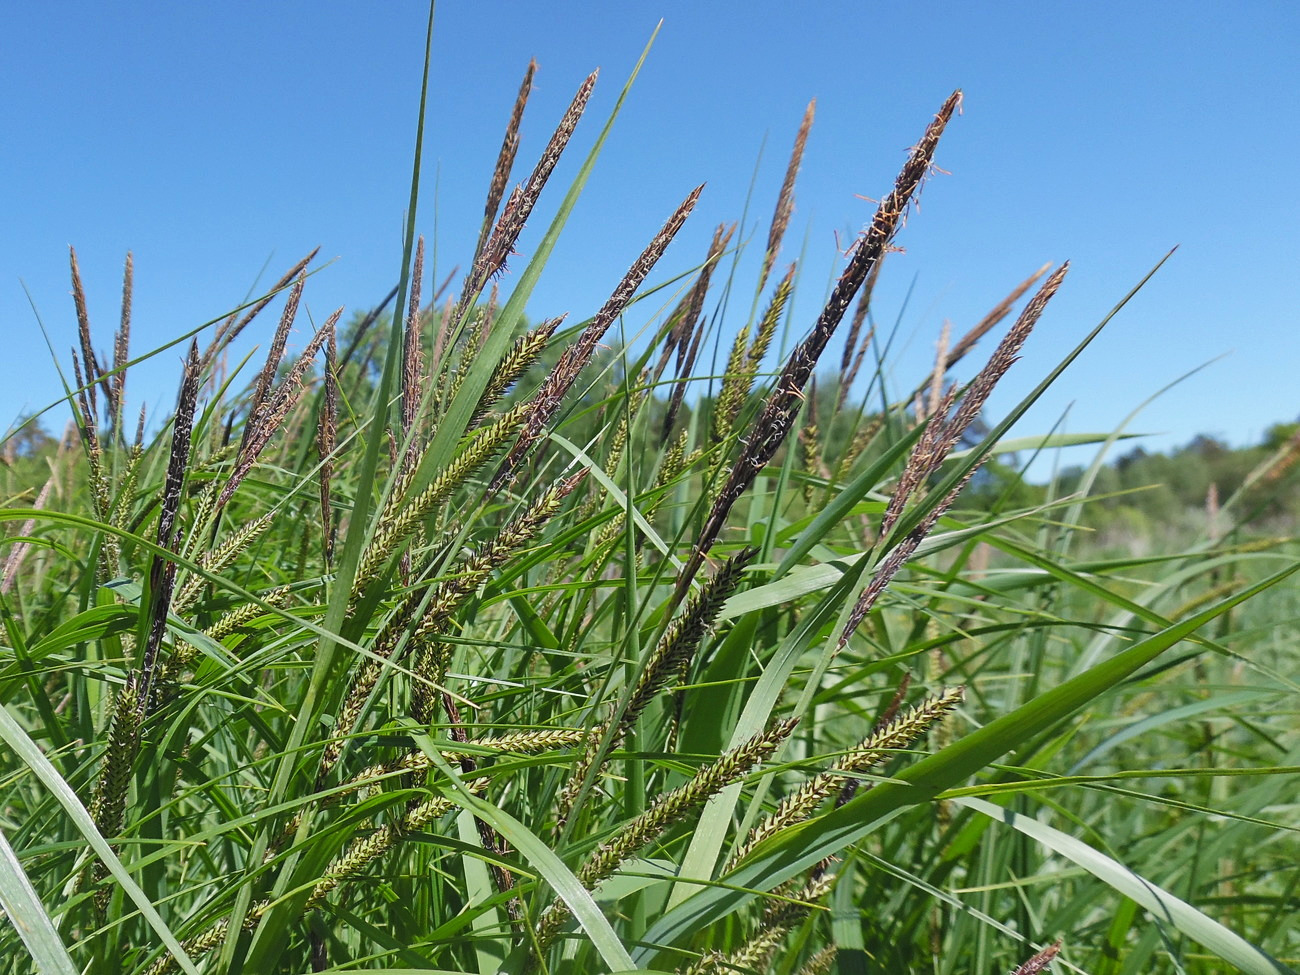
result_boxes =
[111,251,133,432]
[840,255,879,373]
[318,328,339,564]
[218,310,341,510]
[925,321,952,420]
[937,262,1068,452]
[338,283,399,369]
[69,247,101,421]
[432,264,459,305]
[244,276,304,434]
[490,184,703,493]
[201,247,320,370]
[1011,942,1062,975]
[474,58,537,267]
[877,382,958,539]
[760,98,815,292]
[70,350,93,440]
[839,255,884,408]
[402,236,426,443]
[661,223,734,437]
[138,339,202,711]
[944,262,1051,374]
[431,295,454,388]
[839,264,1069,647]
[1,478,52,595]
[465,68,598,306]
[679,91,963,600]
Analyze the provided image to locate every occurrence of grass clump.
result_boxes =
[1,20,1297,975]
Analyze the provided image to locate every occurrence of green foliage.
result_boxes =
[1,22,1297,975]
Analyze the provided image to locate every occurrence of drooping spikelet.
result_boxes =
[88,678,141,836]
[107,439,144,534]
[81,676,142,913]
[144,780,489,975]
[536,718,798,951]
[324,470,587,779]
[748,264,795,373]
[352,402,530,598]
[679,874,832,974]
[470,315,563,423]
[758,98,814,293]
[70,347,114,569]
[717,262,797,446]
[171,511,275,616]
[204,587,292,643]
[796,946,839,975]
[728,686,964,867]
[489,185,702,493]
[305,780,487,910]
[589,426,689,555]
[409,470,588,721]
[348,729,589,796]
[555,548,757,826]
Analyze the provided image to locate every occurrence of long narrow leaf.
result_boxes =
[0,824,78,975]
[0,705,199,974]
[952,796,1294,975]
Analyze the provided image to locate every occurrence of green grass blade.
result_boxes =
[414,734,637,973]
[952,796,1295,975]
[417,24,661,486]
[0,824,78,975]
[0,704,199,975]
[239,8,439,966]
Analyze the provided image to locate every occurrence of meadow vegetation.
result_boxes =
[1,20,1297,975]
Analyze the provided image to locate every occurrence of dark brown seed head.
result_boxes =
[402,236,426,441]
[680,92,963,599]
[760,98,815,292]
[474,58,537,266]
[490,185,702,493]
[201,248,319,370]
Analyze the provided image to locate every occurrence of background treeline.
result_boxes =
[10,344,1297,559]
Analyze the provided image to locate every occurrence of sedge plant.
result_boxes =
[1,15,1297,975]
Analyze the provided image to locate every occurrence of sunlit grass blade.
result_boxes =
[0,704,199,974]
[0,825,78,975]
[952,796,1294,975]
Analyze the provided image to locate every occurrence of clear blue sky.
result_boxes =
[4,2,1297,473]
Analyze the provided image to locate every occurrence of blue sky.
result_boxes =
[4,2,1297,474]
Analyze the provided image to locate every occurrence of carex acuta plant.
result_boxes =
[2,16,1296,975]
